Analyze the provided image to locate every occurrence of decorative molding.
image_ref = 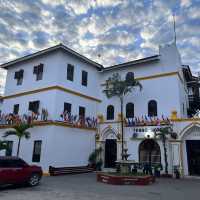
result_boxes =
[179,122,200,140]
[0,120,96,131]
[171,118,200,122]
[43,172,50,176]
[135,71,178,81]
[101,71,179,87]
[1,85,102,103]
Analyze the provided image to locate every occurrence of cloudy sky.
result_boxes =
[0,0,199,94]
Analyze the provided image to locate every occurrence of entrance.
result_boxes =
[139,139,161,165]
[104,139,117,168]
[186,140,200,176]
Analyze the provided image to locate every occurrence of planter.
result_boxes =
[161,174,173,178]
[96,173,155,185]
[154,170,160,177]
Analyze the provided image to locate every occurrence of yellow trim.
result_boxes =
[1,86,102,103]
[43,172,50,176]
[101,71,180,87]
[135,71,178,81]
[0,120,97,131]
[171,118,200,122]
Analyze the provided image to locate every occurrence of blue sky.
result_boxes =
[0,0,199,93]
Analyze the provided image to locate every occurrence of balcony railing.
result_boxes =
[188,95,200,102]
[125,116,171,127]
[0,111,97,129]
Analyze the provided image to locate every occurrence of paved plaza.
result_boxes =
[0,173,200,200]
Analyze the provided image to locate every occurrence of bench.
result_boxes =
[49,166,94,176]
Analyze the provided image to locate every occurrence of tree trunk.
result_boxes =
[162,136,168,174]
[120,97,124,160]
[17,137,21,157]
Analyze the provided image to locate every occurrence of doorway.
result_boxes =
[104,139,117,168]
[139,139,161,165]
[186,140,200,176]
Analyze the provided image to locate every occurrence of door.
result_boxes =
[104,139,117,168]
[186,140,200,176]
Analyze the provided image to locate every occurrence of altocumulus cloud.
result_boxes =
[0,0,199,94]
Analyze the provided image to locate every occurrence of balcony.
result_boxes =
[188,95,200,103]
[0,111,97,130]
[125,116,171,127]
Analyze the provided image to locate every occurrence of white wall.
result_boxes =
[2,90,57,120]
[54,90,98,119]
[4,49,101,100]
[4,51,61,96]
[0,125,96,171]
[46,126,95,169]
[98,75,182,119]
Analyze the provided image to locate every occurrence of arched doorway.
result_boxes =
[139,139,161,165]
[104,139,117,168]
[181,125,200,176]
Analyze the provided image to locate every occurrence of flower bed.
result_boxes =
[96,172,155,185]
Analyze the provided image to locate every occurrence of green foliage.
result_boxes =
[3,122,33,156]
[88,147,103,170]
[154,126,175,174]
[103,73,142,99]
[0,140,7,151]
[4,123,32,139]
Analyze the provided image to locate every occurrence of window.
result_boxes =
[67,64,74,81]
[33,64,43,81]
[64,102,71,113]
[32,140,42,162]
[148,100,157,117]
[79,106,85,118]
[0,158,27,168]
[81,70,88,86]
[29,101,40,113]
[126,103,134,118]
[5,141,13,156]
[13,104,19,115]
[14,69,24,85]
[107,105,114,120]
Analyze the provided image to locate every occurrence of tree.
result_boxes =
[0,140,7,151]
[154,126,177,174]
[3,123,33,157]
[103,72,142,160]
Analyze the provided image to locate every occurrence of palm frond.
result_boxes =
[3,130,17,138]
[0,140,8,151]
[24,131,31,139]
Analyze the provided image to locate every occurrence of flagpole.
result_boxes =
[173,13,177,44]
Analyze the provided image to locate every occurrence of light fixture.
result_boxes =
[145,129,154,139]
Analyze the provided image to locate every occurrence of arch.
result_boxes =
[148,100,157,117]
[126,102,134,118]
[101,126,118,141]
[179,123,200,140]
[107,105,114,120]
[139,139,161,165]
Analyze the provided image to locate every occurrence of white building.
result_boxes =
[0,42,200,177]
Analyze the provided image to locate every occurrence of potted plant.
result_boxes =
[96,159,103,171]
[154,164,162,177]
[88,151,97,169]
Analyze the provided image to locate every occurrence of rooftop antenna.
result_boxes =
[173,13,177,44]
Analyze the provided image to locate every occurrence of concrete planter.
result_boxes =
[96,172,155,185]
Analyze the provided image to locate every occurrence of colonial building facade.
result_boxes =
[0,42,200,176]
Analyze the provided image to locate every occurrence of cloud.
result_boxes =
[0,0,199,94]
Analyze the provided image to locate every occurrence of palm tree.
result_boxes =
[154,126,177,174]
[3,123,33,157]
[103,72,142,160]
[0,140,7,151]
